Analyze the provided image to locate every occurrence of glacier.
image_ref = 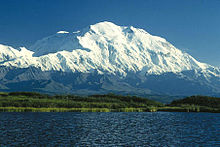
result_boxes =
[0,22,217,76]
[0,21,219,100]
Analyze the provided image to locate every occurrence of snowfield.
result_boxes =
[0,21,219,78]
[0,22,219,97]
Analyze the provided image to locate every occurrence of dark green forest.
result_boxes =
[169,95,220,108]
[0,92,219,112]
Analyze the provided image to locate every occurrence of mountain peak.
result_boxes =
[0,22,219,78]
[57,31,69,34]
[0,22,219,97]
[92,21,117,27]
[88,21,122,35]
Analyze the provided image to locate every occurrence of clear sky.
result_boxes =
[0,0,219,67]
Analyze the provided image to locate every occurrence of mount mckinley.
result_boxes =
[0,22,220,101]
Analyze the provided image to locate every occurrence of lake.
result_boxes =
[0,112,220,146]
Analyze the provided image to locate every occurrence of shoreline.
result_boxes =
[1,92,219,113]
[1,106,219,113]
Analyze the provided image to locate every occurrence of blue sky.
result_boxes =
[0,0,219,67]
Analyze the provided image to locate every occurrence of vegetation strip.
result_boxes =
[0,92,219,113]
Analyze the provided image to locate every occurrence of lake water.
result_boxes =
[0,112,220,146]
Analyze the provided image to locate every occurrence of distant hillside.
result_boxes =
[0,92,219,112]
[169,95,220,108]
[0,92,163,112]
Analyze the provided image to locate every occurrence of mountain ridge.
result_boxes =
[0,22,218,76]
[0,21,219,98]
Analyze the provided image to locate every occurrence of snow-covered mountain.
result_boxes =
[0,21,219,100]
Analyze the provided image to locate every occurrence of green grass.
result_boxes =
[0,107,152,112]
[0,92,219,113]
[0,107,112,112]
[0,92,163,112]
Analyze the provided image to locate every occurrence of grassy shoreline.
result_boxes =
[1,106,219,113]
[0,92,219,113]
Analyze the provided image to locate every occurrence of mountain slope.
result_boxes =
[0,21,219,98]
[0,22,215,76]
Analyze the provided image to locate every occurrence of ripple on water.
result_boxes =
[0,112,220,146]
